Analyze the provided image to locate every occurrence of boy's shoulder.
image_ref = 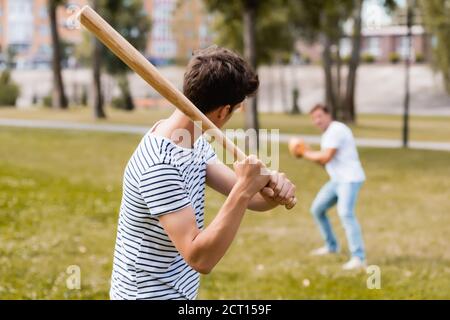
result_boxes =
[133,132,214,172]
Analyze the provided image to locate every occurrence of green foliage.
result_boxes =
[361,53,376,64]
[6,46,16,70]
[419,0,450,94]
[389,52,401,64]
[289,0,354,43]
[0,70,20,107]
[289,0,396,46]
[75,31,93,67]
[302,54,312,64]
[76,0,151,73]
[110,96,125,109]
[342,55,351,64]
[204,0,296,65]
[81,86,88,106]
[415,53,425,63]
[43,94,52,108]
[99,0,151,75]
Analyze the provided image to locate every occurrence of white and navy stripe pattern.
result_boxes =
[110,128,216,300]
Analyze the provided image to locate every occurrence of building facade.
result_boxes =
[0,0,213,69]
[296,25,431,64]
[0,0,87,69]
[172,0,213,64]
[145,0,213,65]
[359,25,430,63]
[144,0,177,65]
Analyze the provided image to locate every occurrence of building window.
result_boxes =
[40,6,47,19]
[38,44,52,55]
[10,43,30,54]
[339,38,352,57]
[397,36,412,59]
[431,35,438,49]
[40,25,49,36]
[366,37,381,57]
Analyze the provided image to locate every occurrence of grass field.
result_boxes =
[1,107,450,142]
[0,126,449,299]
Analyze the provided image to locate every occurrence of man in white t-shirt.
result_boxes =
[295,104,366,270]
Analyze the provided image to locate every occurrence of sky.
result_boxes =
[362,0,406,28]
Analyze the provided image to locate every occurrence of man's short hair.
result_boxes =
[309,104,330,115]
[183,45,259,114]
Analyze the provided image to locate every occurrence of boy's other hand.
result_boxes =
[233,155,271,198]
[260,171,296,206]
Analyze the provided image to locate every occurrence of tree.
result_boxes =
[48,0,68,109]
[86,0,150,118]
[242,0,259,148]
[6,46,16,70]
[290,0,353,119]
[101,0,151,111]
[419,0,450,94]
[291,0,396,123]
[344,0,364,123]
[204,0,295,148]
[344,0,397,123]
[91,0,105,119]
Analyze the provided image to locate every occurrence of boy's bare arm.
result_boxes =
[206,161,296,211]
[159,183,250,274]
[159,156,269,274]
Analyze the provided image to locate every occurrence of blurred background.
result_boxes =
[0,0,449,299]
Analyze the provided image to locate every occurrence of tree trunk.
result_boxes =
[322,34,336,119]
[344,0,364,124]
[48,0,68,109]
[335,39,342,120]
[118,74,135,111]
[243,0,260,149]
[279,63,289,113]
[92,0,105,119]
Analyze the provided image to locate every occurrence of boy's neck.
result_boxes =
[156,110,202,148]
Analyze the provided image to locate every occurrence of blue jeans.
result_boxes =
[310,181,366,260]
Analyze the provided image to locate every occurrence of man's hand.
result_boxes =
[288,138,310,158]
[260,171,296,206]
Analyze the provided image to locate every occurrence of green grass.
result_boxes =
[0,126,449,299]
[1,107,449,142]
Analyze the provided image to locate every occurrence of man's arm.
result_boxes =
[206,161,295,211]
[303,148,337,165]
[159,156,269,274]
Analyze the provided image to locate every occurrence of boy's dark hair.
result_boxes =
[309,104,330,114]
[183,46,259,114]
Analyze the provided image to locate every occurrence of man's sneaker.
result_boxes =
[342,257,367,270]
[310,246,338,256]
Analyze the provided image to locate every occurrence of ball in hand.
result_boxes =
[288,137,307,158]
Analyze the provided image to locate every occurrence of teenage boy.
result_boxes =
[110,47,296,299]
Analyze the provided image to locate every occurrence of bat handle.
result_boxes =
[261,168,297,210]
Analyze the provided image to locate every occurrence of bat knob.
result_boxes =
[285,196,297,210]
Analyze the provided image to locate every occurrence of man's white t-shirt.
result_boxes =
[321,121,366,183]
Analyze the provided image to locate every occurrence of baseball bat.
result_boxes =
[77,5,296,209]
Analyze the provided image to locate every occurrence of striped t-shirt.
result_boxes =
[110,126,216,300]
